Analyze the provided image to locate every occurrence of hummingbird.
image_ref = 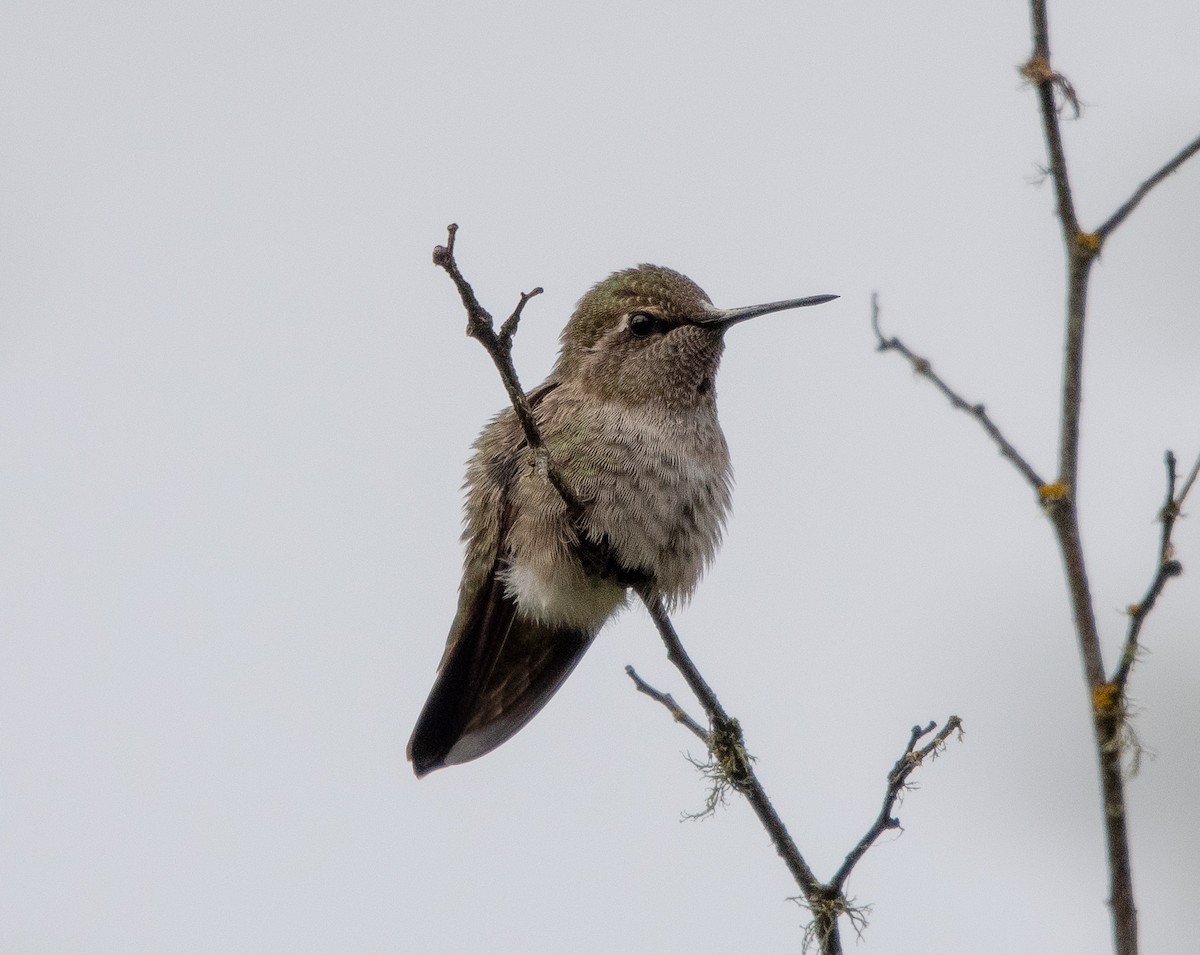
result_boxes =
[408,265,836,777]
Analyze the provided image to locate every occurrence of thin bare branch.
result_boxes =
[633,591,828,910]
[433,224,587,524]
[1022,1,1081,239]
[624,665,709,744]
[1019,0,1111,701]
[1113,450,1200,690]
[1020,13,1137,951]
[637,591,732,726]
[635,587,962,954]
[1022,1,1100,499]
[1179,450,1200,505]
[871,294,1046,492]
[1097,133,1200,241]
[499,286,544,346]
[432,224,541,450]
[831,718,964,892]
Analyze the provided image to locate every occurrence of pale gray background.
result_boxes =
[3,1,1199,953]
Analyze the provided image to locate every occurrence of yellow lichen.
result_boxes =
[1038,481,1071,504]
[1092,682,1120,715]
[1076,231,1102,257]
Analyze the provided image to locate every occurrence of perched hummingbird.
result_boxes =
[408,265,836,777]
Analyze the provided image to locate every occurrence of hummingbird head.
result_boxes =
[552,264,837,408]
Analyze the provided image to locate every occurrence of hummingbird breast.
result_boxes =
[490,387,732,627]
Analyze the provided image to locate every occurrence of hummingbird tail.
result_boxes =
[408,573,596,777]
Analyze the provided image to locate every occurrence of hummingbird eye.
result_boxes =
[628,312,663,338]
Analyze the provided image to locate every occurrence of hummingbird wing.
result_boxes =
[406,555,595,777]
[408,381,598,777]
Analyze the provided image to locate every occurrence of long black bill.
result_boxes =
[698,293,839,331]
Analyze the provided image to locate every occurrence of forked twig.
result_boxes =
[831,718,964,892]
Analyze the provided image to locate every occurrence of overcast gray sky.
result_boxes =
[3,1,1199,952]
